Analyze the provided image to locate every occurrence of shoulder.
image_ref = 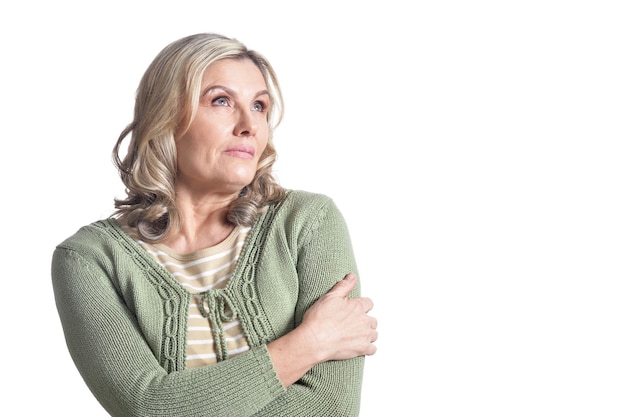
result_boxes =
[264,189,349,241]
[55,218,122,252]
[272,189,346,228]
[51,218,154,293]
[279,189,340,215]
[52,218,137,273]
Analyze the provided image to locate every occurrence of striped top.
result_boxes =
[123,224,251,368]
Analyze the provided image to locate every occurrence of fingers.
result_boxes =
[328,275,375,314]
[368,315,378,346]
[327,273,357,298]
[365,327,378,356]
[367,310,378,355]
[357,297,374,313]
[314,272,379,358]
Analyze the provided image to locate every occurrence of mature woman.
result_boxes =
[52,32,377,416]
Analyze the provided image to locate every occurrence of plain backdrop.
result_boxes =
[2,1,625,416]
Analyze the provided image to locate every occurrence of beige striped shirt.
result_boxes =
[123,224,251,368]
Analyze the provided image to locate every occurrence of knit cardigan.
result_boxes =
[52,190,364,417]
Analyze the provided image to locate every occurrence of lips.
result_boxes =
[224,145,255,159]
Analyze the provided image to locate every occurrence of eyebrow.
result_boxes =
[202,85,270,99]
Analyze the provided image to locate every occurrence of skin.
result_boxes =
[269,273,378,387]
[163,58,377,387]
[165,58,270,253]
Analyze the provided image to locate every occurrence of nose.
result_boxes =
[234,108,257,137]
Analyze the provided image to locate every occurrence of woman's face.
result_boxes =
[175,58,270,197]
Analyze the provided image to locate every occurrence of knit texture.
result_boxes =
[52,190,364,417]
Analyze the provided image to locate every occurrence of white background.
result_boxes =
[2,1,625,416]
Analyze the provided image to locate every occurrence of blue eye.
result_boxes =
[252,101,266,112]
[213,96,229,106]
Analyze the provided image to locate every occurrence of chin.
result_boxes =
[231,169,257,185]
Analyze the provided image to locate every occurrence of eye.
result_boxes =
[212,96,230,106]
[252,101,267,112]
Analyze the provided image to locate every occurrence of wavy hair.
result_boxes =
[112,33,286,241]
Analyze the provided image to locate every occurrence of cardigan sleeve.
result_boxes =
[253,195,365,416]
[51,245,286,417]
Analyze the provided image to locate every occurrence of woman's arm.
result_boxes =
[52,247,285,417]
[268,273,376,387]
[253,195,377,416]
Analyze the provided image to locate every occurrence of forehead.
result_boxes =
[201,58,267,90]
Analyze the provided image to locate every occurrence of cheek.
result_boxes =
[258,123,270,147]
[175,137,206,169]
[258,139,269,161]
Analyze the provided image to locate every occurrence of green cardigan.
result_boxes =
[52,190,364,417]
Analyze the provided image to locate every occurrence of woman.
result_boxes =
[52,33,377,416]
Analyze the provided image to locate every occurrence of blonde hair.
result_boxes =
[112,33,285,241]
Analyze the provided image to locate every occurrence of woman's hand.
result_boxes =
[300,273,378,361]
[267,273,377,387]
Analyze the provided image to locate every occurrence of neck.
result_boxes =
[163,194,237,254]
